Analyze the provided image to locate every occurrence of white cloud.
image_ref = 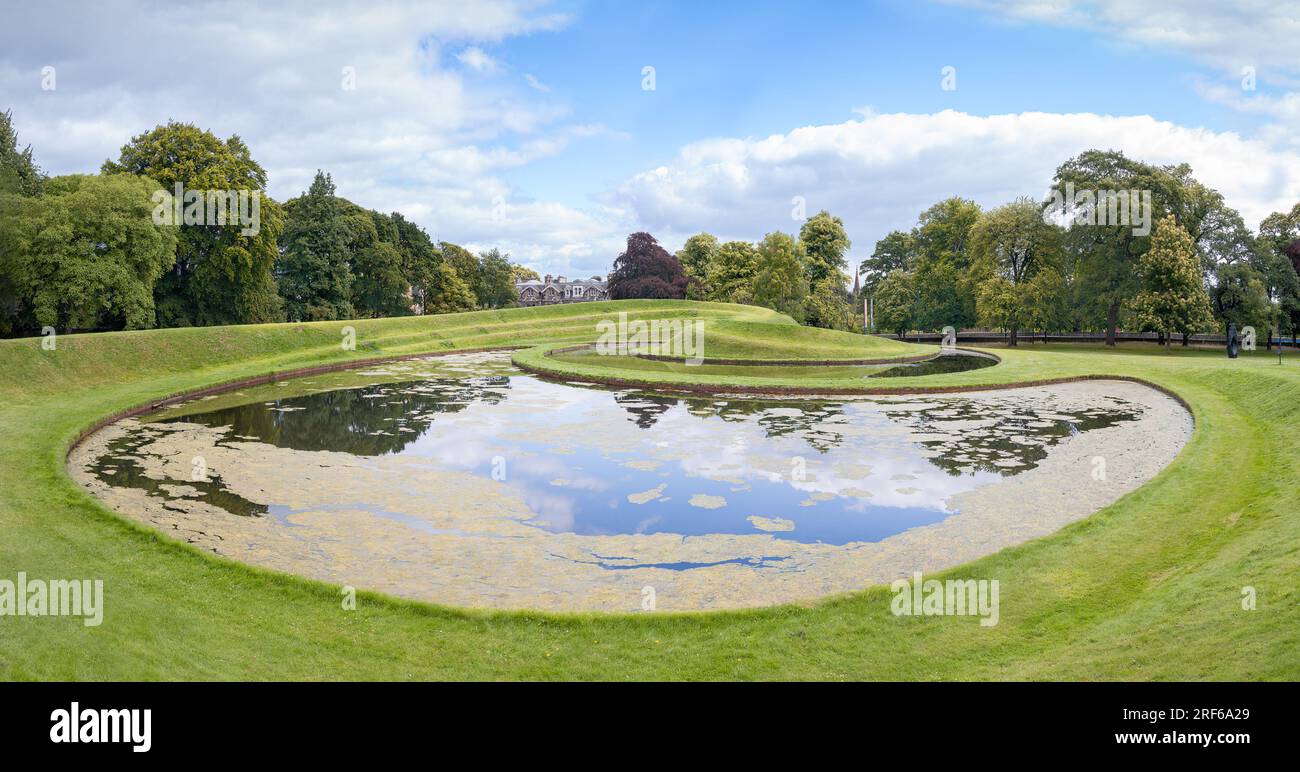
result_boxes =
[946,0,1300,78]
[456,45,499,73]
[523,73,551,92]
[0,0,618,272]
[608,110,1300,261]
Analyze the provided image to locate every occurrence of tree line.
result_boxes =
[860,150,1300,347]
[0,112,535,337]
[654,210,858,330]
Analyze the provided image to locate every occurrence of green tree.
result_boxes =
[750,232,809,322]
[511,265,541,283]
[0,174,177,333]
[677,233,718,299]
[1049,149,1243,345]
[873,269,918,338]
[969,198,1062,345]
[103,121,283,327]
[438,242,481,306]
[277,171,353,321]
[337,204,409,318]
[807,274,854,331]
[1021,267,1070,342]
[706,240,759,303]
[911,197,982,330]
[0,110,44,195]
[974,276,1019,339]
[1211,261,1270,338]
[390,212,438,313]
[1256,204,1300,346]
[859,230,914,294]
[476,248,517,308]
[1130,215,1214,346]
[423,263,477,313]
[800,210,850,285]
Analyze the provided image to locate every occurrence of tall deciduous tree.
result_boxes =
[1211,261,1270,337]
[392,217,474,315]
[799,210,850,285]
[676,233,718,300]
[860,230,914,295]
[423,263,477,313]
[807,274,853,331]
[1049,149,1244,345]
[103,121,284,327]
[705,240,759,303]
[0,174,177,332]
[277,171,354,321]
[873,269,917,338]
[438,242,482,307]
[608,232,688,299]
[970,197,1062,345]
[1257,204,1300,344]
[476,248,517,308]
[1130,215,1214,346]
[911,197,982,330]
[750,231,809,322]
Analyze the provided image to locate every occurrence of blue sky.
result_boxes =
[3,1,1299,278]
[498,0,1277,206]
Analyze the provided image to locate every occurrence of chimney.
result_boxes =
[544,274,553,283]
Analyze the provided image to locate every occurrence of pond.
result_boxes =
[70,351,1192,611]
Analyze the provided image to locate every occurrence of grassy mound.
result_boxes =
[0,300,1295,680]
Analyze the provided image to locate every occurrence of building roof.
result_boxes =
[516,278,606,289]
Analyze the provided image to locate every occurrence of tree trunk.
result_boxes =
[1105,301,1119,346]
[1008,327,1018,347]
[1181,333,1189,347]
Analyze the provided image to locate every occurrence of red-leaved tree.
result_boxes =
[607,232,689,300]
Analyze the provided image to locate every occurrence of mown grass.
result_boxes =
[548,350,894,379]
[0,300,1295,680]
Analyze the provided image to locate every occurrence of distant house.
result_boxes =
[516,274,610,307]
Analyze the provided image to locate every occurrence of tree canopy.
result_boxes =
[277,171,354,321]
[103,121,284,327]
[608,232,688,299]
[0,174,177,332]
[750,232,809,322]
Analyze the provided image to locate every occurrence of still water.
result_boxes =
[86,353,1141,549]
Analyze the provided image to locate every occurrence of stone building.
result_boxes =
[516,274,609,306]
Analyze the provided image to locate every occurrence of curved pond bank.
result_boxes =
[68,351,1192,612]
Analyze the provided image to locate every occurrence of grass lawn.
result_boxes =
[0,300,1295,680]
[547,349,896,379]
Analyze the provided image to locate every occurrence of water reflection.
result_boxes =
[88,357,1141,547]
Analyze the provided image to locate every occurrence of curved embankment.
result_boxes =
[1,300,1296,679]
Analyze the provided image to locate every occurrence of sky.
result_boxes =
[3,0,1300,279]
